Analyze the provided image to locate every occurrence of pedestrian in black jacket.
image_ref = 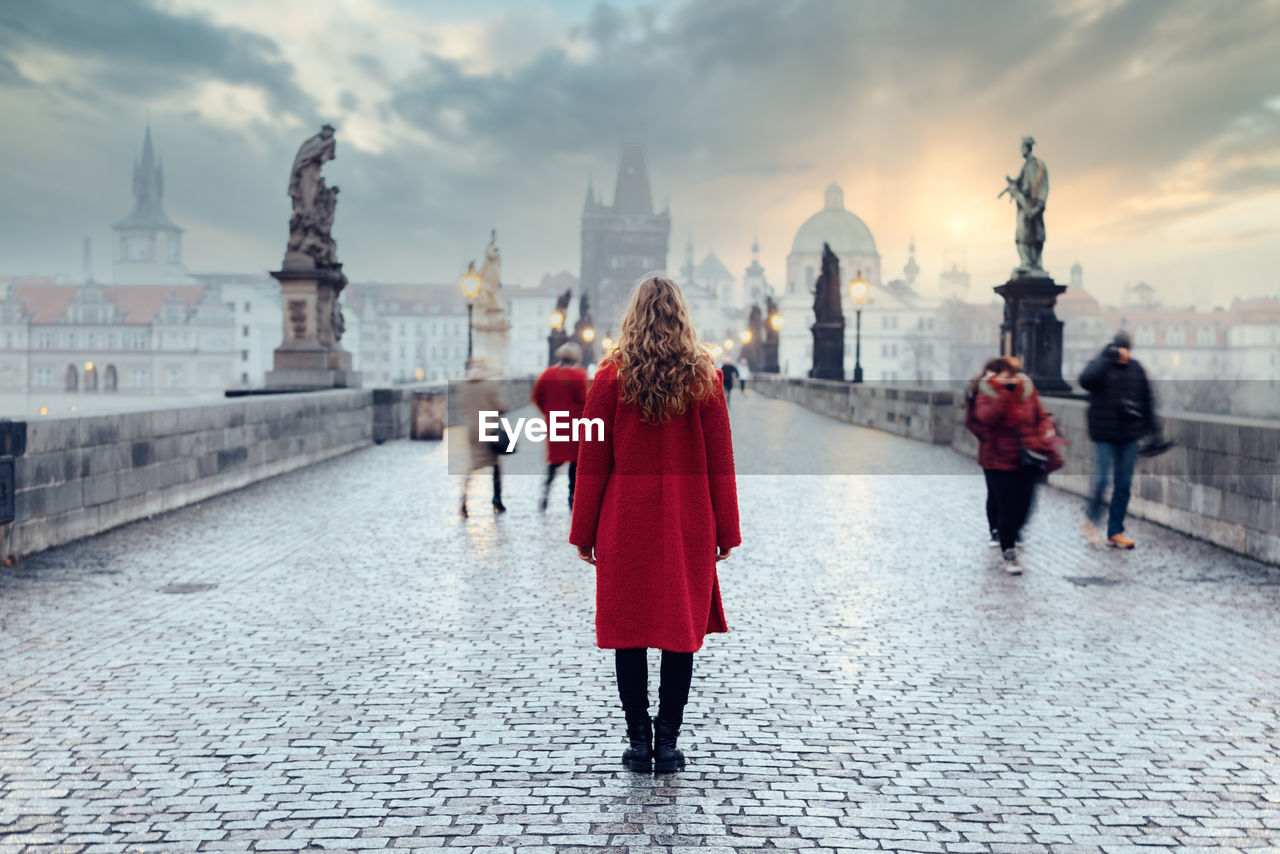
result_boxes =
[720,360,739,406]
[1078,330,1156,549]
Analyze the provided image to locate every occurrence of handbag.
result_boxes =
[1018,447,1049,473]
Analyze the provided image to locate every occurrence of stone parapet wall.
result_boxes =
[749,376,956,444]
[4,390,372,558]
[751,374,1279,565]
[1031,397,1279,565]
[2,376,539,559]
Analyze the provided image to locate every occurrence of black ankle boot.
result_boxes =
[652,716,685,773]
[621,711,652,772]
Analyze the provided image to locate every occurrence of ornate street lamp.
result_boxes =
[723,338,735,352]
[849,270,870,383]
[581,327,596,344]
[458,270,482,361]
[739,329,752,344]
[769,313,784,331]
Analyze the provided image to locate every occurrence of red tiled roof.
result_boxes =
[105,285,207,324]
[10,284,208,325]
[10,285,77,323]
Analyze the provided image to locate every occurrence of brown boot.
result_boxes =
[1108,533,1135,549]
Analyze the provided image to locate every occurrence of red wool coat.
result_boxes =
[569,362,741,653]
[532,364,589,465]
[972,373,1054,471]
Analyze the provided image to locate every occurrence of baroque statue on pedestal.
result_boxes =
[477,230,503,313]
[1000,135,1050,276]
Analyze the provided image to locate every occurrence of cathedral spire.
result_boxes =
[612,144,654,215]
[116,124,180,232]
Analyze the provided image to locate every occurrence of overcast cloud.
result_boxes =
[0,0,1277,305]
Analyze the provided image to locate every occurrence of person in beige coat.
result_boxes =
[461,359,507,516]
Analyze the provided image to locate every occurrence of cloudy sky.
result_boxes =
[1,0,1278,306]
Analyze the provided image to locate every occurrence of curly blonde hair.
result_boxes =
[606,274,716,424]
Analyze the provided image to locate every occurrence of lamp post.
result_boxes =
[849,270,870,383]
[459,271,482,361]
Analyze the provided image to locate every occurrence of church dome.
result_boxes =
[790,182,877,257]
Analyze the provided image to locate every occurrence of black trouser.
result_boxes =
[987,468,1038,551]
[544,462,576,508]
[615,648,693,727]
[983,469,998,534]
[462,464,502,507]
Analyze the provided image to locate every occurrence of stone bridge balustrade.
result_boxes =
[0,376,536,559]
[751,375,1279,565]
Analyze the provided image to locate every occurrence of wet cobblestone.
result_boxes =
[2,394,1278,852]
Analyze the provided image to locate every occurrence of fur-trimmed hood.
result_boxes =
[976,372,1036,401]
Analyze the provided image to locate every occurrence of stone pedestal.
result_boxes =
[473,307,511,374]
[809,319,846,381]
[994,274,1069,395]
[265,268,361,389]
[761,336,780,374]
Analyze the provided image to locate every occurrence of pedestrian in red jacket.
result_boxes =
[532,342,588,511]
[972,357,1055,574]
[964,357,1005,547]
[570,274,740,774]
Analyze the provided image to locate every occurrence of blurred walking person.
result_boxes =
[719,359,739,406]
[964,357,1005,547]
[972,356,1058,574]
[571,274,740,773]
[1078,330,1156,549]
[460,359,507,517]
[532,342,589,511]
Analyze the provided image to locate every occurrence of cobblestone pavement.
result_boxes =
[2,393,1279,853]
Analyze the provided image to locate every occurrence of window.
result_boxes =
[243,301,251,312]
[241,350,249,362]
[67,332,77,348]
[242,325,250,337]
[166,369,180,388]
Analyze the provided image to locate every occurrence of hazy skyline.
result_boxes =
[1,0,1278,306]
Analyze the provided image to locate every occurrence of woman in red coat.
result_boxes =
[972,356,1055,573]
[570,274,740,774]
[532,342,589,511]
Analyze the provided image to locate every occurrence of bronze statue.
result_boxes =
[1000,135,1050,275]
[554,288,572,317]
[812,243,843,323]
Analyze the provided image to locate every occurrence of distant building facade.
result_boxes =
[0,278,236,411]
[580,145,670,333]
